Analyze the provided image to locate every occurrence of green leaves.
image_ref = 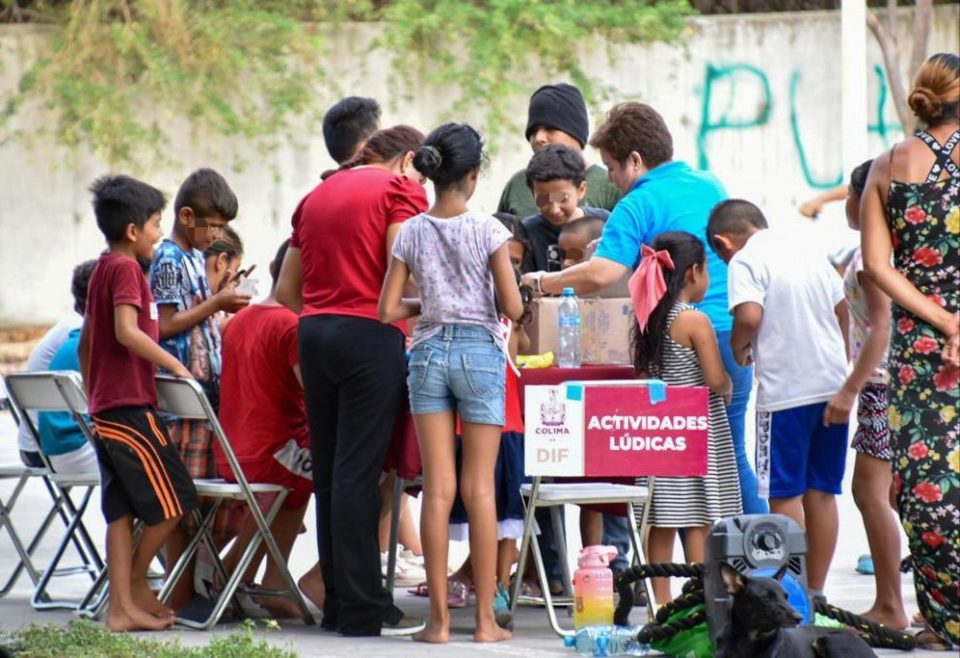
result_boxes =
[2,1,691,166]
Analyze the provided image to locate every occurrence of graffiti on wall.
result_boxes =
[698,63,900,189]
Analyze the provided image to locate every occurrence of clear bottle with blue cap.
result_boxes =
[558,287,581,368]
[563,625,650,656]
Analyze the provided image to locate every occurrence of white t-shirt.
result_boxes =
[728,228,847,412]
[16,313,83,452]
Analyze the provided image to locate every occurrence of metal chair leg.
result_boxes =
[31,487,97,610]
[385,472,404,593]
[510,476,541,612]
[0,475,44,595]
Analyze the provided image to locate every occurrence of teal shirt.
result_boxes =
[497,163,622,219]
[37,329,89,456]
[594,161,732,332]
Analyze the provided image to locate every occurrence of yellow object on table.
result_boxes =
[517,352,554,369]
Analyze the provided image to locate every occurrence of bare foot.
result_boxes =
[253,591,305,619]
[132,580,174,619]
[106,603,174,631]
[299,565,326,610]
[474,621,512,643]
[413,624,450,644]
[860,606,909,630]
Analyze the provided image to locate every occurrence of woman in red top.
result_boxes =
[277,126,428,637]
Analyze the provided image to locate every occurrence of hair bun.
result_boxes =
[413,145,443,177]
[908,86,944,122]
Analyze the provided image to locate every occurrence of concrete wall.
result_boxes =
[1,8,957,325]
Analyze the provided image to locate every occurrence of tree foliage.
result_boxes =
[0,0,691,166]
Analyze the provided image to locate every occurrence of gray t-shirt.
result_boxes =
[393,211,512,348]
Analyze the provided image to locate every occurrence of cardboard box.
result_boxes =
[524,297,634,365]
[581,298,634,365]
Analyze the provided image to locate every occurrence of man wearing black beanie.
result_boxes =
[498,93,630,602]
[497,83,621,219]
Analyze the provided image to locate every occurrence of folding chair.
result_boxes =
[149,375,314,629]
[2,371,104,610]
[509,478,655,636]
[384,471,422,592]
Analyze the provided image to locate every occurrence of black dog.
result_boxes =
[716,562,875,658]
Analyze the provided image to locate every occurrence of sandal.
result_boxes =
[406,582,429,597]
[915,627,954,651]
[447,579,470,608]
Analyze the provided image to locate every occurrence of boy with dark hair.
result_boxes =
[558,214,606,270]
[522,145,609,272]
[499,83,621,218]
[215,239,325,617]
[79,174,198,632]
[150,167,248,412]
[17,260,97,468]
[36,259,100,475]
[322,96,382,165]
[708,198,849,603]
[149,167,249,609]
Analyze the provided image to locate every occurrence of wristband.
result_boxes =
[532,271,545,297]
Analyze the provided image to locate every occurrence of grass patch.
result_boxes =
[0,619,296,657]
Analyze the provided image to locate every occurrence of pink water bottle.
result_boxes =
[573,545,618,629]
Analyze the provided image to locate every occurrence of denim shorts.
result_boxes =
[407,325,506,426]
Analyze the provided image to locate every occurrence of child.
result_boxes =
[708,199,849,602]
[150,168,249,413]
[630,231,742,605]
[379,122,522,644]
[522,145,610,272]
[148,167,249,609]
[78,175,198,631]
[558,214,606,270]
[823,161,907,629]
[498,83,622,218]
[203,225,245,295]
[204,226,246,334]
[447,270,533,605]
[493,212,532,271]
[216,239,324,618]
[37,260,99,475]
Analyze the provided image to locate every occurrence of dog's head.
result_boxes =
[720,562,803,640]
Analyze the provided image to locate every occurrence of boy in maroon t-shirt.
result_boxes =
[78,175,198,632]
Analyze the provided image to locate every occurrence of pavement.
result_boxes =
[0,408,942,657]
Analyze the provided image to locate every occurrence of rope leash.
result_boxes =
[612,562,917,651]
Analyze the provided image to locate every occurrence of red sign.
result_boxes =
[582,385,709,477]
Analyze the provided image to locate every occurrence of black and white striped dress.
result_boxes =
[636,302,743,527]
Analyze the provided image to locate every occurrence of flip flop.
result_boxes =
[406,582,429,597]
[915,628,954,651]
[855,554,875,575]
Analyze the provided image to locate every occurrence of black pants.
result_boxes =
[299,315,406,636]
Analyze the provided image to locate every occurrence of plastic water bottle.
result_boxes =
[563,625,650,656]
[558,287,581,368]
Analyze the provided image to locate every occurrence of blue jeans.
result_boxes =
[716,330,768,514]
[408,326,506,425]
[603,514,631,572]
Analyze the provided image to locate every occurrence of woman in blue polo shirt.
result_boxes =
[522,102,766,515]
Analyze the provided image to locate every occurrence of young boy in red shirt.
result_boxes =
[216,239,324,617]
[79,175,198,631]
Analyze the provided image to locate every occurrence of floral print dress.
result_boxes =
[885,130,959,645]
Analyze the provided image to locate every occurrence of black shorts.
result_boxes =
[92,406,198,526]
